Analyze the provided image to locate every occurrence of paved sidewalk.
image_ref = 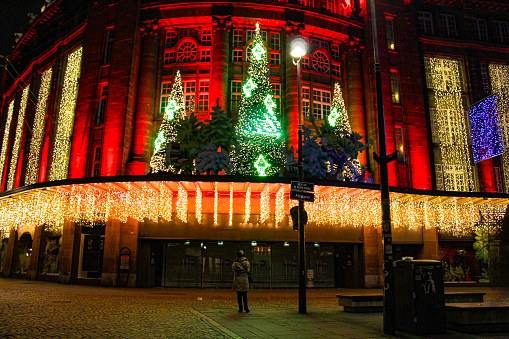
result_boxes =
[1,278,509,338]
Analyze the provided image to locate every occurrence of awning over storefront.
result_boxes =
[0,175,507,238]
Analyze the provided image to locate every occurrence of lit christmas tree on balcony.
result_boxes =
[231,23,285,176]
[150,70,186,173]
[328,83,351,134]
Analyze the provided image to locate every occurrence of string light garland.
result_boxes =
[489,64,509,191]
[275,184,285,227]
[0,181,505,238]
[229,182,233,226]
[214,181,218,225]
[0,101,15,185]
[195,184,202,224]
[231,22,285,176]
[468,95,504,162]
[259,185,270,224]
[49,47,83,181]
[428,57,474,192]
[244,186,251,223]
[150,70,186,173]
[26,68,53,185]
[177,183,187,222]
[7,86,30,190]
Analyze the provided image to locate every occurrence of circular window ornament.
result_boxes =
[177,41,198,63]
[312,51,330,74]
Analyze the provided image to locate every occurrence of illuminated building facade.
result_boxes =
[0,0,507,288]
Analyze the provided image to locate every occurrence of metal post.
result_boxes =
[297,60,306,314]
[369,0,396,334]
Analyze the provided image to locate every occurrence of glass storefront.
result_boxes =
[160,240,341,288]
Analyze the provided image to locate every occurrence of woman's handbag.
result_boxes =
[247,272,253,283]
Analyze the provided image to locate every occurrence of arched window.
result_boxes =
[312,50,330,74]
[176,41,198,63]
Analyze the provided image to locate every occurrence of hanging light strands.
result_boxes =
[49,47,83,181]
[26,68,53,185]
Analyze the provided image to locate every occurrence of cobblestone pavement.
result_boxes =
[1,278,509,338]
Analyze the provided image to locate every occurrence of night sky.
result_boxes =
[0,0,45,57]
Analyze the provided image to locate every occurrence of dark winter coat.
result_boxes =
[232,257,250,291]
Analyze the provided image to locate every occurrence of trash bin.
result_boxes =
[394,259,446,335]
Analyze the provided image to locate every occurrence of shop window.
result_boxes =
[473,18,488,41]
[395,126,406,163]
[201,29,212,46]
[201,49,211,62]
[390,71,401,104]
[313,89,331,120]
[41,234,61,275]
[439,14,457,37]
[233,29,243,45]
[495,21,509,43]
[233,49,243,62]
[270,52,280,64]
[165,31,176,48]
[418,11,434,35]
[231,80,242,113]
[177,41,198,63]
[79,224,105,279]
[95,84,108,125]
[312,51,330,74]
[15,232,32,274]
[386,19,396,50]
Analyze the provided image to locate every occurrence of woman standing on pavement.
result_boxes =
[232,250,250,313]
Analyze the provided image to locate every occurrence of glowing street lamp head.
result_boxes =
[290,37,307,58]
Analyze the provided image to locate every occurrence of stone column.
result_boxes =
[346,44,368,167]
[210,15,231,114]
[420,227,439,260]
[58,220,77,284]
[121,218,139,287]
[1,229,17,277]
[102,219,121,286]
[27,225,44,280]
[127,19,160,175]
[363,225,382,288]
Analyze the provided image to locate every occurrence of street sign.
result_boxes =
[290,190,315,202]
[291,181,314,192]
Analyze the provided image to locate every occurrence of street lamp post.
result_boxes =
[291,36,307,314]
[369,0,397,334]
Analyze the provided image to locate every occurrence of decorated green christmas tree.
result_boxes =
[327,83,351,134]
[231,23,285,176]
[150,70,186,173]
